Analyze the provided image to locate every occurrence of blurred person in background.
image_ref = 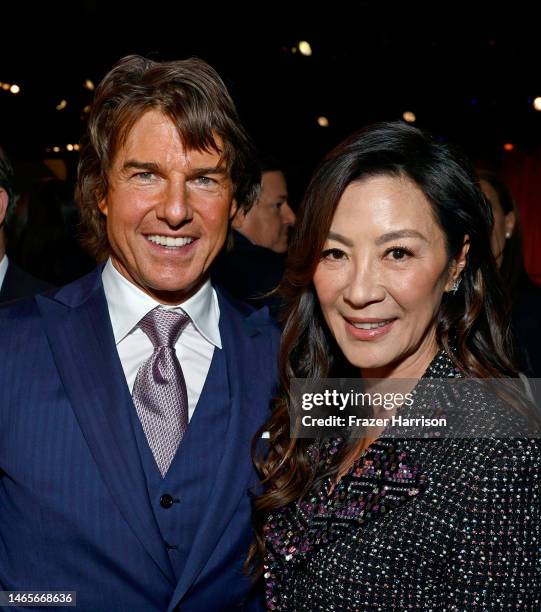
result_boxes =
[479,170,541,378]
[9,178,95,286]
[0,145,51,302]
[213,155,295,317]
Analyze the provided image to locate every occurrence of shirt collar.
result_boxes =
[102,258,221,348]
[0,254,8,290]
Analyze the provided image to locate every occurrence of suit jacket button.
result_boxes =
[160,494,174,509]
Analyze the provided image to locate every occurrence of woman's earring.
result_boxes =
[505,231,511,239]
[451,278,461,294]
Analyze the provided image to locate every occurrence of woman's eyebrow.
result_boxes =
[327,231,354,247]
[374,229,428,245]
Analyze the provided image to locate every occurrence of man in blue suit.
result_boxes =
[0,55,278,611]
[0,145,51,303]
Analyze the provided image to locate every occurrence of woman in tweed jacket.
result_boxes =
[248,122,540,610]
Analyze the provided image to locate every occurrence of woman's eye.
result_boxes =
[321,248,346,260]
[386,247,412,260]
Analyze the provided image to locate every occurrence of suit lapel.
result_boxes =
[37,269,175,584]
[168,292,275,610]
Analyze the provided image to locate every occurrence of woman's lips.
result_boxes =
[344,317,397,340]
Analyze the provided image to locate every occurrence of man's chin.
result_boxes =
[272,243,289,255]
[144,275,208,305]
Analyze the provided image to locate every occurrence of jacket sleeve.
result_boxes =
[444,437,541,609]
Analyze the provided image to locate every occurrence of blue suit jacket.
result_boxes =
[0,268,279,611]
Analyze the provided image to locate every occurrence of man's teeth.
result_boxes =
[147,235,194,247]
[352,319,394,330]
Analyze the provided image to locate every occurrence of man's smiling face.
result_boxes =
[99,109,237,304]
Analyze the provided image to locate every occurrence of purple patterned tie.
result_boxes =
[132,307,190,477]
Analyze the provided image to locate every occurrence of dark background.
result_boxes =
[1,2,540,201]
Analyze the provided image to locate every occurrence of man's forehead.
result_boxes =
[115,137,227,171]
[114,109,227,166]
[261,170,287,194]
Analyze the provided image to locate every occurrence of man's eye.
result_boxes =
[321,248,346,260]
[195,176,217,187]
[134,172,154,182]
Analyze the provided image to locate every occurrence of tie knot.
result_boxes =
[139,308,190,348]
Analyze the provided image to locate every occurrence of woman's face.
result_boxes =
[479,178,515,268]
[313,174,468,378]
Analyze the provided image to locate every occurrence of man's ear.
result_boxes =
[231,204,246,230]
[97,195,108,216]
[229,198,238,221]
[445,234,470,292]
[0,188,8,226]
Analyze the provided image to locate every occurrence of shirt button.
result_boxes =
[160,494,174,509]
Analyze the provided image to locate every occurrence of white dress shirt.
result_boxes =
[0,254,8,291]
[102,259,222,421]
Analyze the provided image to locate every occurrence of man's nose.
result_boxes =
[281,202,296,227]
[157,179,191,227]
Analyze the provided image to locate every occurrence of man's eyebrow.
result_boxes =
[188,166,228,176]
[121,160,161,173]
[374,229,428,245]
[120,161,228,176]
[327,231,354,247]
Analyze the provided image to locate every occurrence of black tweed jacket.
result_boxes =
[263,351,541,610]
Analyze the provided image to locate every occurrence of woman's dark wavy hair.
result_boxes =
[76,54,260,260]
[247,121,520,575]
